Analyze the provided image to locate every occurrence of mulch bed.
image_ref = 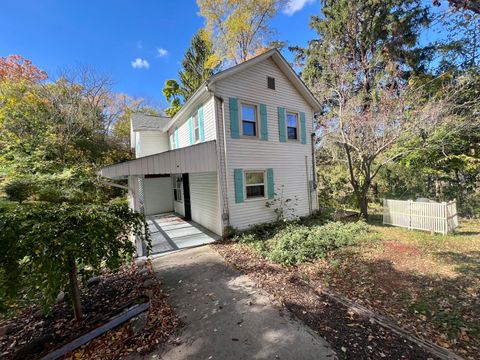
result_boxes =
[214,242,445,360]
[0,262,179,359]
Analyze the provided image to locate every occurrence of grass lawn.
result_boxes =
[217,215,480,359]
[300,218,480,358]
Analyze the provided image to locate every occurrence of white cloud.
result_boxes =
[136,41,143,49]
[157,48,169,57]
[131,58,150,69]
[283,0,315,16]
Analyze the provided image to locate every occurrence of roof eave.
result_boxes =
[208,49,321,112]
[164,83,210,131]
[164,48,322,131]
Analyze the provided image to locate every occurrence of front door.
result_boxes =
[182,173,191,220]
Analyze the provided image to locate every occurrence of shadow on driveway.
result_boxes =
[140,246,335,360]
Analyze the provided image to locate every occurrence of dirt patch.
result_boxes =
[214,242,445,360]
[384,241,422,256]
[0,264,179,359]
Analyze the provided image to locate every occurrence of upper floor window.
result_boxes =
[241,103,258,137]
[287,112,299,140]
[267,76,275,90]
[245,171,265,199]
[193,114,200,143]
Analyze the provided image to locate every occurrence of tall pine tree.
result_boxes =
[297,0,431,218]
[163,30,217,116]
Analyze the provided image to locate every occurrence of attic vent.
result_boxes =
[267,76,275,90]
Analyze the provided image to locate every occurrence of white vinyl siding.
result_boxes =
[135,131,169,158]
[202,96,216,141]
[143,177,173,215]
[215,57,318,229]
[190,172,222,235]
[167,96,217,149]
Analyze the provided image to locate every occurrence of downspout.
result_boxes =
[97,178,129,191]
[311,113,319,211]
[206,82,231,231]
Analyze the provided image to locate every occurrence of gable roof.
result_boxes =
[131,113,170,132]
[210,49,321,111]
[166,48,321,131]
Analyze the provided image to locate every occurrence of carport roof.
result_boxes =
[99,140,217,179]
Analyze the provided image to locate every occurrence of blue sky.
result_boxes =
[0,0,320,107]
[1,1,447,107]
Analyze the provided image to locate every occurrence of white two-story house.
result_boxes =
[100,49,321,247]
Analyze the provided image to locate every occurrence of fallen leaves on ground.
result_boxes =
[214,242,444,360]
[0,263,179,359]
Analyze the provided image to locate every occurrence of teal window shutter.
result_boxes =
[234,169,244,203]
[229,98,240,138]
[260,104,268,140]
[267,168,274,199]
[277,107,286,142]
[175,128,179,149]
[300,112,307,144]
[198,106,205,142]
[188,117,193,145]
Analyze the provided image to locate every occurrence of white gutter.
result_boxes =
[163,82,210,132]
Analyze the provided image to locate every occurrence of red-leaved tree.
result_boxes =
[0,55,48,83]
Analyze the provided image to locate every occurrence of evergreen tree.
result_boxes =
[296,0,431,218]
[163,30,218,116]
[179,30,217,99]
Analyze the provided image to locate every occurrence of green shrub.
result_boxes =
[0,202,149,319]
[3,178,36,203]
[266,221,375,265]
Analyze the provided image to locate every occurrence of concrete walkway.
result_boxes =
[146,246,335,360]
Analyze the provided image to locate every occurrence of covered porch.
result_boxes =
[146,213,220,255]
[99,141,223,257]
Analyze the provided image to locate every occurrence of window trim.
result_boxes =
[192,113,200,143]
[240,101,260,139]
[286,110,300,142]
[244,170,266,201]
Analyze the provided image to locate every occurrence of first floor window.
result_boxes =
[193,114,200,142]
[245,171,265,199]
[241,103,257,137]
[173,175,182,202]
[287,112,299,140]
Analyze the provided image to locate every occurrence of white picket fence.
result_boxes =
[383,199,458,235]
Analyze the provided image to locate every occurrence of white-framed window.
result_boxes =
[172,174,182,202]
[241,103,258,137]
[245,170,265,199]
[286,112,299,140]
[193,113,200,143]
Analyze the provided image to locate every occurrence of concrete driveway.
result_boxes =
[143,246,335,360]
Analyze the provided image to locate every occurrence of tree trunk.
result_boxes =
[68,256,83,321]
[357,191,369,220]
[435,177,442,201]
